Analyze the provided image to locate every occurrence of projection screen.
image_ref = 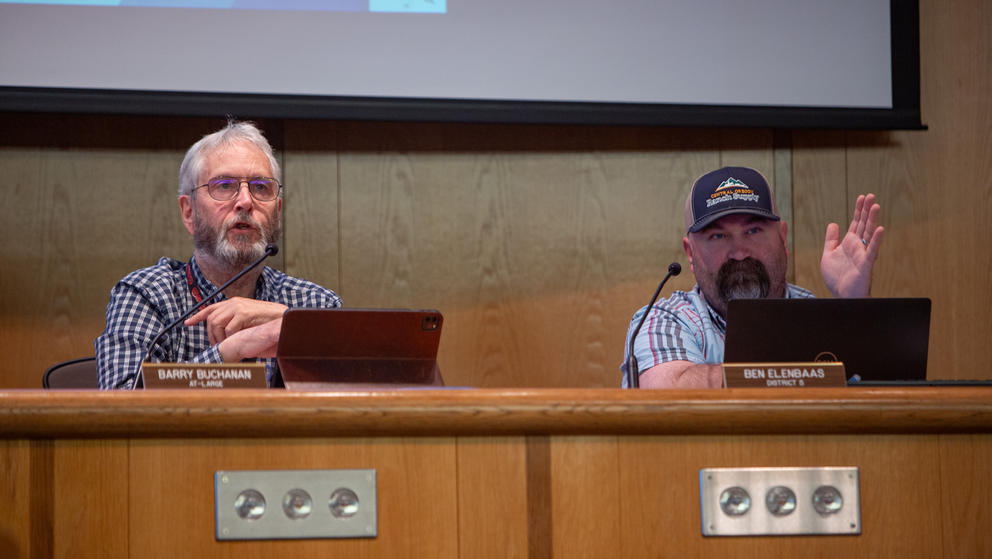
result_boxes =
[0,0,923,129]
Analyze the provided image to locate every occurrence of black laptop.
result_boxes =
[276,308,444,390]
[724,298,931,384]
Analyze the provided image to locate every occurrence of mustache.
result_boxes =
[223,211,262,232]
[717,258,771,301]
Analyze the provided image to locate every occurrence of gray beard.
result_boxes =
[717,258,771,302]
[193,211,278,270]
[215,229,266,269]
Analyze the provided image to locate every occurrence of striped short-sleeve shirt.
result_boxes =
[620,284,814,387]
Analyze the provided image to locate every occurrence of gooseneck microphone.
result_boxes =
[129,243,279,389]
[625,262,681,389]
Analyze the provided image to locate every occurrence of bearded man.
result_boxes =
[621,166,884,388]
[96,121,341,389]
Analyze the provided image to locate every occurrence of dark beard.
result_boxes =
[717,258,771,302]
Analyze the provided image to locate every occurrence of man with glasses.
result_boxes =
[96,120,341,389]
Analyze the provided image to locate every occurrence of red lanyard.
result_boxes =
[184,261,204,303]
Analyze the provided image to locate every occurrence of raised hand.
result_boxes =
[821,193,884,298]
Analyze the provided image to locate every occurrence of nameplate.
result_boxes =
[141,363,267,389]
[722,362,847,388]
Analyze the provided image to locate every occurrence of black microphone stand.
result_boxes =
[129,243,279,389]
[625,262,681,389]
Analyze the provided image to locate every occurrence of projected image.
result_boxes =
[0,0,445,13]
[1,0,914,128]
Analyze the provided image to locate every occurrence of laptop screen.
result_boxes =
[724,298,931,382]
[276,308,444,390]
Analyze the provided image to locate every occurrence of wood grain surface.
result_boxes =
[1,0,989,390]
[53,440,127,559]
[613,434,947,558]
[2,388,991,438]
[3,389,990,559]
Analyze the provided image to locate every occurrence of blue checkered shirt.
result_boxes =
[96,256,342,389]
[620,284,815,387]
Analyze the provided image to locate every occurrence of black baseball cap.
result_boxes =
[685,166,780,233]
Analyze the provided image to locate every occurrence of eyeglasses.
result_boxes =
[196,177,282,202]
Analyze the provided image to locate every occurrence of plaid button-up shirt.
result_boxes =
[96,255,341,389]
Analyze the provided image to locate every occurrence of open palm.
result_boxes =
[821,193,884,298]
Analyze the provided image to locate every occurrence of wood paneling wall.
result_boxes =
[1,0,989,388]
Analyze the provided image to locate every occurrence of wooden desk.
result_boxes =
[2,388,990,558]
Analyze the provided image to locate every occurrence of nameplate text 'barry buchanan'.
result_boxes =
[141,362,267,389]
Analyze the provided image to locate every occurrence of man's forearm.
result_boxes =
[639,362,724,388]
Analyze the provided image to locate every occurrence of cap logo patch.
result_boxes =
[706,176,760,208]
[714,177,747,192]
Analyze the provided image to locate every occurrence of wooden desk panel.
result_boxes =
[127,437,459,558]
[550,435,622,558]
[1,388,990,558]
[938,435,992,559]
[611,435,944,559]
[456,437,531,559]
[0,440,48,559]
[53,440,127,559]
